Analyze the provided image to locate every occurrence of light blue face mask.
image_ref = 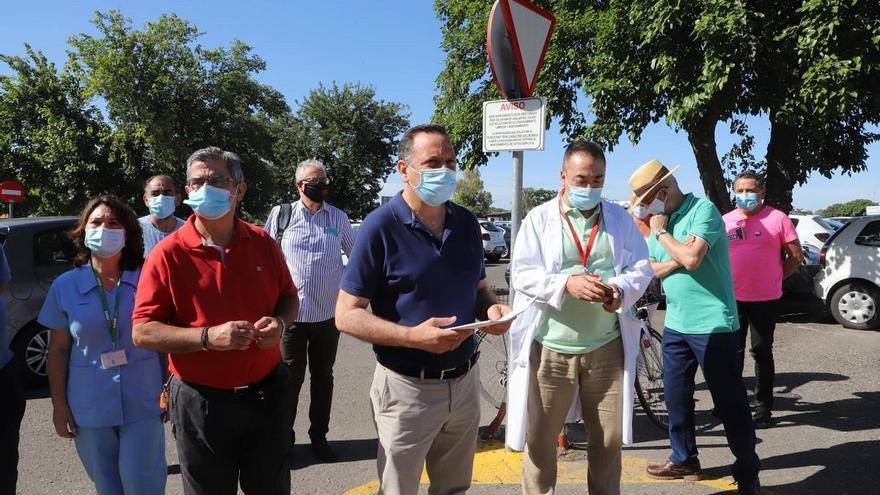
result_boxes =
[736,192,760,212]
[412,167,457,207]
[184,184,232,220]
[567,185,603,211]
[85,227,126,258]
[148,194,177,219]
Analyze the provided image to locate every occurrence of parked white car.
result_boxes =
[789,214,836,250]
[480,221,507,263]
[814,215,880,330]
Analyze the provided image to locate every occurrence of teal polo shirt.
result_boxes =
[648,194,739,334]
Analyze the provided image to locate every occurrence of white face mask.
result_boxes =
[632,197,665,219]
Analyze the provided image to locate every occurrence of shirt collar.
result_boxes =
[75,265,139,295]
[389,192,457,227]
[295,199,327,214]
[670,193,696,222]
[179,215,251,249]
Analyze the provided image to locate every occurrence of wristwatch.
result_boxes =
[653,229,668,240]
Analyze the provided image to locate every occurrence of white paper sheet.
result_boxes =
[446,295,538,331]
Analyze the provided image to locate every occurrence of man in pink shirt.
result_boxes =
[722,171,803,427]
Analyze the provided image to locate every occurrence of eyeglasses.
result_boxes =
[300,177,329,185]
[187,175,232,190]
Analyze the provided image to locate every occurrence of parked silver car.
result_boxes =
[1,217,78,385]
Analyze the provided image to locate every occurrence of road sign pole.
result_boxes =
[8,203,12,219]
[511,150,523,254]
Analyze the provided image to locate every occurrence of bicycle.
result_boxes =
[476,286,669,441]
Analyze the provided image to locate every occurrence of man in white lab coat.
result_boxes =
[507,141,653,495]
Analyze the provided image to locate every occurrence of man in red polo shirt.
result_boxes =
[133,146,298,495]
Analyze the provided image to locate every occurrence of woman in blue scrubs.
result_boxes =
[40,195,166,495]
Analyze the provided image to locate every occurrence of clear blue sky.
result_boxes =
[2,0,877,212]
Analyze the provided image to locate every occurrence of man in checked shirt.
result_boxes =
[263,159,354,462]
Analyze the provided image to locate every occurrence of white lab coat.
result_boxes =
[505,198,653,451]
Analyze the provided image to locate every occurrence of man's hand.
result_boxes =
[566,274,613,303]
[602,285,624,313]
[481,304,513,335]
[207,321,257,351]
[649,214,668,233]
[52,403,77,438]
[404,316,470,354]
[253,316,284,349]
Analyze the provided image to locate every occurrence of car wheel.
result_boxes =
[829,282,880,330]
[12,322,51,387]
[486,254,502,263]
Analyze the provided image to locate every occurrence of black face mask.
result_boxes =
[303,182,330,203]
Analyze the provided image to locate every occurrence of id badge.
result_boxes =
[100,349,128,369]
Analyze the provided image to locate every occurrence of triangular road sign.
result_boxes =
[498,0,555,98]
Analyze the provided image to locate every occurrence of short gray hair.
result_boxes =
[295,159,327,182]
[398,124,448,162]
[186,146,245,183]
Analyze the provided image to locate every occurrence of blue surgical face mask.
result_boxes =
[411,167,457,207]
[736,192,760,212]
[184,184,232,220]
[148,194,177,219]
[85,227,126,258]
[567,185,602,211]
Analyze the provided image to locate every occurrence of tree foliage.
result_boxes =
[453,167,493,217]
[273,83,410,221]
[1,11,408,222]
[434,0,880,213]
[522,187,556,215]
[817,199,879,218]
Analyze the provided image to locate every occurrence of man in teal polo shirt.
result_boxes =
[628,160,760,495]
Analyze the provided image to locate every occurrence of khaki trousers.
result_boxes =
[370,363,480,495]
[522,338,624,495]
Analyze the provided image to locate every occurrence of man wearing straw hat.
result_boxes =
[628,160,761,495]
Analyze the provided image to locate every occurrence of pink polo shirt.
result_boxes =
[722,206,799,302]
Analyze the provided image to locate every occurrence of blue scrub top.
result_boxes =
[38,266,163,428]
[0,247,12,369]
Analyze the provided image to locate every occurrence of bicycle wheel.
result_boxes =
[475,330,509,409]
[635,325,668,432]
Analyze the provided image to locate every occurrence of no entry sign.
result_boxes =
[0,181,25,204]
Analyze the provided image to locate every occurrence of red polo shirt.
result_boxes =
[133,216,297,389]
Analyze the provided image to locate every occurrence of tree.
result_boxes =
[66,10,289,220]
[0,46,110,216]
[522,187,556,215]
[453,168,493,217]
[273,83,409,220]
[434,0,880,213]
[817,199,879,217]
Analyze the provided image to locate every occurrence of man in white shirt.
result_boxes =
[139,174,185,257]
[263,159,354,462]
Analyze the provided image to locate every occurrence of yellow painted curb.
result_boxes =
[344,439,768,494]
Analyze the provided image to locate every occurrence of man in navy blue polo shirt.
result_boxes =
[336,124,513,495]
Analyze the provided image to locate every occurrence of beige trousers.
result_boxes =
[370,363,481,495]
[522,338,624,495]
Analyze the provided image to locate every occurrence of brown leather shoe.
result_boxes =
[646,460,703,480]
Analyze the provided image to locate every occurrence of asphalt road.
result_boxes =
[15,260,880,494]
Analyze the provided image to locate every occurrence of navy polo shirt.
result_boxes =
[341,192,486,370]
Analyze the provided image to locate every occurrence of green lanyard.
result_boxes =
[91,265,122,349]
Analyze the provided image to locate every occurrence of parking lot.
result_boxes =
[12,260,880,494]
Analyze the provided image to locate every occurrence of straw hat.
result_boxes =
[629,159,680,206]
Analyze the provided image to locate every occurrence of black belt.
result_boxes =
[179,363,286,400]
[381,352,480,381]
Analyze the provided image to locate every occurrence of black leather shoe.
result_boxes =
[753,410,774,428]
[736,478,761,494]
[311,438,338,463]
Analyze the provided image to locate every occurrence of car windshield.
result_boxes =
[814,217,835,230]
[480,222,502,232]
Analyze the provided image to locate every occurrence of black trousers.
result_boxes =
[737,299,781,412]
[281,318,340,441]
[169,364,293,495]
[0,358,26,495]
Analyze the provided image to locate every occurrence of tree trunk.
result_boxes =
[764,114,797,213]
[684,116,732,213]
